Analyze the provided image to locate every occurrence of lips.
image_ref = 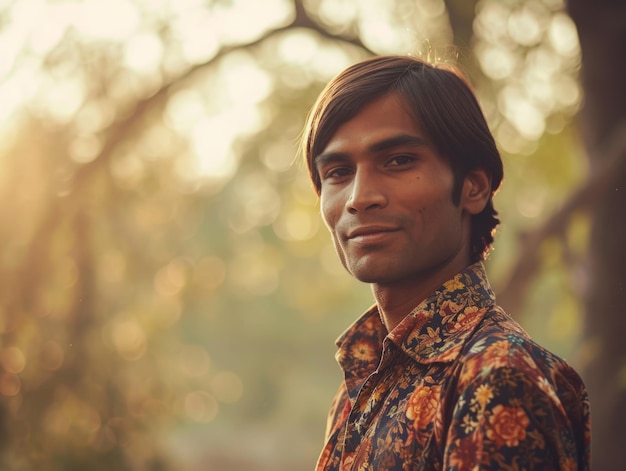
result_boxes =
[346,225,399,240]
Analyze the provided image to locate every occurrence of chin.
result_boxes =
[352,273,383,284]
[349,267,399,284]
[348,258,450,286]
[346,257,408,283]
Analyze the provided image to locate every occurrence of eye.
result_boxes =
[322,166,352,180]
[386,155,415,166]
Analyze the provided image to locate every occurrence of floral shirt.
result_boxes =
[316,263,591,471]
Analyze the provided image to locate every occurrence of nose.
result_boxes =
[346,168,387,214]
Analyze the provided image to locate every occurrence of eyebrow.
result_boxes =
[370,133,428,153]
[314,133,428,169]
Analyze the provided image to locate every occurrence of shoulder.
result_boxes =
[461,306,578,372]
[455,306,587,408]
[445,307,590,468]
[450,306,589,439]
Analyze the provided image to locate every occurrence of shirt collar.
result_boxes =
[335,262,496,377]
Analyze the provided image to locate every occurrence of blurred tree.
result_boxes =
[568,0,626,469]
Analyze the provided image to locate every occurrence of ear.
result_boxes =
[460,168,491,215]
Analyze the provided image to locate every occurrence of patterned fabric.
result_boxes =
[316,263,591,471]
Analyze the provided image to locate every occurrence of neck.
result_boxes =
[372,257,473,332]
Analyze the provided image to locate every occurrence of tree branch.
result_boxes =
[496,120,626,315]
[75,0,373,185]
[13,0,375,315]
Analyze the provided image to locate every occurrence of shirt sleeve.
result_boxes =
[442,362,590,470]
[324,382,350,441]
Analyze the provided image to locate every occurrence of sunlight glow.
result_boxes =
[359,14,401,53]
[29,6,68,54]
[165,89,207,132]
[228,240,281,295]
[499,85,546,140]
[124,32,164,72]
[191,106,269,179]
[0,60,40,124]
[318,0,358,27]
[474,0,581,149]
[507,3,546,47]
[525,79,555,113]
[72,0,140,40]
[165,53,273,181]
[549,12,580,57]
[110,152,145,188]
[477,45,517,80]
[0,372,20,396]
[496,119,532,155]
[1,346,26,374]
[170,0,290,64]
[418,0,446,17]
[228,173,282,233]
[554,75,580,108]
[74,100,116,135]
[6,0,48,47]
[277,30,319,65]
[219,53,273,106]
[69,135,102,164]
[273,209,320,242]
[111,320,147,361]
[0,0,292,181]
[189,116,239,179]
[37,76,86,124]
[526,47,561,79]
[358,0,418,54]
[260,139,297,173]
[154,259,189,298]
[474,1,509,44]
[309,44,355,80]
[214,0,291,44]
[176,11,220,64]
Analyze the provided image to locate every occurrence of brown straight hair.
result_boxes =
[301,55,503,262]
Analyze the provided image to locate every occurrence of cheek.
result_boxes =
[320,194,339,232]
[320,194,350,271]
[410,194,459,234]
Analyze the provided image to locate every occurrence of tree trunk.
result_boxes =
[567,1,626,469]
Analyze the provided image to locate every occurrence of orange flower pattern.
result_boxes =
[405,384,441,445]
[486,405,530,447]
[316,263,590,471]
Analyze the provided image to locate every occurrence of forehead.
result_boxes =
[321,93,426,154]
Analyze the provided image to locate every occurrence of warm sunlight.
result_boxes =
[473,0,581,152]
[0,0,290,182]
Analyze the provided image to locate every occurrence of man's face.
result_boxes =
[315,93,473,285]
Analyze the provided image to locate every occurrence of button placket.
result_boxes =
[343,340,399,453]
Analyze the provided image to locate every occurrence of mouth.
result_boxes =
[346,225,399,244]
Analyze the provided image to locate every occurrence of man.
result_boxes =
[301,56,591,470]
